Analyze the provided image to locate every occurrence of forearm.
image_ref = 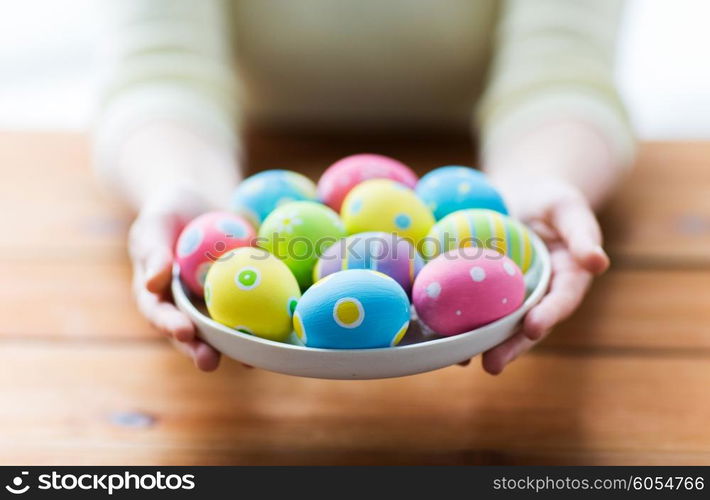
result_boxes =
[97,120,241,212]
[482,118,629,210]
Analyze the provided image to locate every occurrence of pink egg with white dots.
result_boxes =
[317,153,418,211]
[412,247,525,336]
[175,211,256,297]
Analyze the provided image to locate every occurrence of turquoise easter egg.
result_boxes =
[415,166,508,220]
[293,270,411,349]
[231,170,317,226]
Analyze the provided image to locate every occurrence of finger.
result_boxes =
[145,246,174,294]
[522,251,592,341]
[194,342,221,372]
[550,199,609,274]
[169,338,221,372]
[136,288,196,341]
[481,330,538,375]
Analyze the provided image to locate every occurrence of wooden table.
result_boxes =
[1,131,709,465]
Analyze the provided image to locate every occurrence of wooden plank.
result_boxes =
[547,268,710,351]
[601,142,710,266]
[1,342,708,465]
[0,259,153,340]
[1,132,710,266]
[3,256,709,353]
[0,132,131,260]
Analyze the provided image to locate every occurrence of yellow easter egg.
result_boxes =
[340,179,435,248]
[204,247,300,342]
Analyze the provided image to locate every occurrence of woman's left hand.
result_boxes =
[476,177,610,375]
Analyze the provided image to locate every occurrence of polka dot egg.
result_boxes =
[423,209,536,273]
[412,247,525,336]
[293,270,411,349]
[415,166,508,220]
[175,211,256,297]
[204,247,301,343]
[231,169,317,226]
[317,153,418,211]
[313,232,424,294]
[258,201,346,289]
[341,179,435,248]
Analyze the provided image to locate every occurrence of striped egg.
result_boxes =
[175,211,256,297]
[204,247,301,343]
[313,232,424,294]
[340,179,435,248]
[422,209,536,273]
[317,153,418,211]
[231,170,317,227]
[415,166,508,220]
[293,270,411,349]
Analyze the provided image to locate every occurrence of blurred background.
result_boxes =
[1,0,709,139]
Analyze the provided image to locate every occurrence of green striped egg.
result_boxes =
[422,209,536,273]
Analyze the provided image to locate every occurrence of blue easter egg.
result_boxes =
[231,170,317,226]
[415,166,508,220]
[293,270,411,349]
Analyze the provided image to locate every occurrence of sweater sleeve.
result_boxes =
[92,0,239,190]
[476,0,635,167]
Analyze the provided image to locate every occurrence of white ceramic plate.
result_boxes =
[172,231,551,380]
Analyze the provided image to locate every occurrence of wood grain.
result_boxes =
[0,132,130,261]
[3,132,710,266]
[1,342,708,465]
[601,142,710,266]
[3,258,710,354]
[1,132,710,466]
[0,259,153,340]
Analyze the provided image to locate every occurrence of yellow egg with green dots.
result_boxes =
[204,247,301,343]
[422,208,536,273]
[340,179,435,248]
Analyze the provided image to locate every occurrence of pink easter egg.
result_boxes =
[412,247,525,336]
[175,211,256,297]
[317,153,418,211]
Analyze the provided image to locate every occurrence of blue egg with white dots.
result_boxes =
[293,270,411,349]
[231,170,317,227]
[415,166,508,220]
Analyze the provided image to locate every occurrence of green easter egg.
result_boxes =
[258,201,346,288]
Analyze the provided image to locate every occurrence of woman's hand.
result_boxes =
[479,176,610,375]
[128,185,222,371]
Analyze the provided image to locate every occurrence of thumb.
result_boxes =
[550,198,610,275]
[145,246,174,294]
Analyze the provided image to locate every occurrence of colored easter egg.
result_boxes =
[258,201,346,289]
[231,170,317,226]
[317,153,418,211]
[175,211,256,296]
[413,247,525,336]
[423,209,536,273]
[415,166,508,220]
[293,270,411,349]
[340,179,435,248]
[204,247,300,342]
[313,232,424,294]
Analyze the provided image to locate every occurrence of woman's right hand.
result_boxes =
[128,185,223,371]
